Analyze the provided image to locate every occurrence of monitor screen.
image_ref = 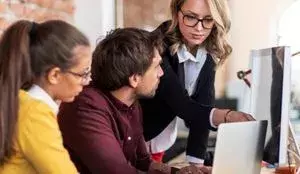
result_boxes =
[249,46,291,165]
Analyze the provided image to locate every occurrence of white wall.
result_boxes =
[225,0,294,110]
[74,0,116,49]
[227,0,294,81]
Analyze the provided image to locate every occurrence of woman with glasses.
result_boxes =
[140,0,254,169]
[0,20,91,173]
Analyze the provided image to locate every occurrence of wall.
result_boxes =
[74,0,115,49]
[225,0,295,109]
[0,0,75,36]
[0,0,116,49]
[227,0,294,84]
[122,0,170,30]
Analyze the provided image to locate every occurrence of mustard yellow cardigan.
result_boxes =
[0,90,77,174]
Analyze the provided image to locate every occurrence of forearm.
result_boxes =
[186,122,210,161]
[212,108,255,125]
[211,108,228,126]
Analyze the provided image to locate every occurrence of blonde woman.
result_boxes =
[140,0,254,167]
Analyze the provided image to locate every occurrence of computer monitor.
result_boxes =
[249,46,293,166]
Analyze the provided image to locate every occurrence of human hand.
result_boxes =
[148,162,171,174]
[224,110,255,123]
[213,109,255,126]
[176,165,212,174]
[188,162,204,168]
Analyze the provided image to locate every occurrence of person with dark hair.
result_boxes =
[58,28,211,174]
[140,0,254,166]
[0,20,92,173]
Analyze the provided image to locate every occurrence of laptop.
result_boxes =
[212,120,268,174]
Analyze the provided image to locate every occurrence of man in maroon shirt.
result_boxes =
[58,28,210,174]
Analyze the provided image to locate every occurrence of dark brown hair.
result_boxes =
[0,20,89,164]
[92,28,163,91]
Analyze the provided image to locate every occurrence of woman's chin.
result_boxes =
[61,97,76,103]
[186,39,204,48]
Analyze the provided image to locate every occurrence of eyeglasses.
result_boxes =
[180,9,214,29]
[65,69,91,85]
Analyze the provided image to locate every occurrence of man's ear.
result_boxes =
[129,74,141,88]
[47,67,62,85]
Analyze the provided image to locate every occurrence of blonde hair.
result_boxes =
[167,0,232,65]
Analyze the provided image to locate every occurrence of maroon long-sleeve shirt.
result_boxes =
[58,86,152,174]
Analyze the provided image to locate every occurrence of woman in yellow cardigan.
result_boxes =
[0,20,92,173]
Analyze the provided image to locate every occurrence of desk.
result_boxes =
[170,163,276,174]
[261,167,275,174]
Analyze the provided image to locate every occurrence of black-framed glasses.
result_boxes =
[65,69,91,85]
[180,9,214,29]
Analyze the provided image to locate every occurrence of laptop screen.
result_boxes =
[212,121,267,174]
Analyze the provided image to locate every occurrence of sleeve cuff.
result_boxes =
[209,108,217,128]
[186,155,204,164]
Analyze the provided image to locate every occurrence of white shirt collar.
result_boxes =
[177,44,207,63]
[27,84,59,115]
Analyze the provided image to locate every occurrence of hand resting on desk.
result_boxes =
[149,162,211,174]
[176,165,212,174]
[212,109,255,126]
[225,110,255,122]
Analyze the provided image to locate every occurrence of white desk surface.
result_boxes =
[170,162,276,174]
[261,167,275,174]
